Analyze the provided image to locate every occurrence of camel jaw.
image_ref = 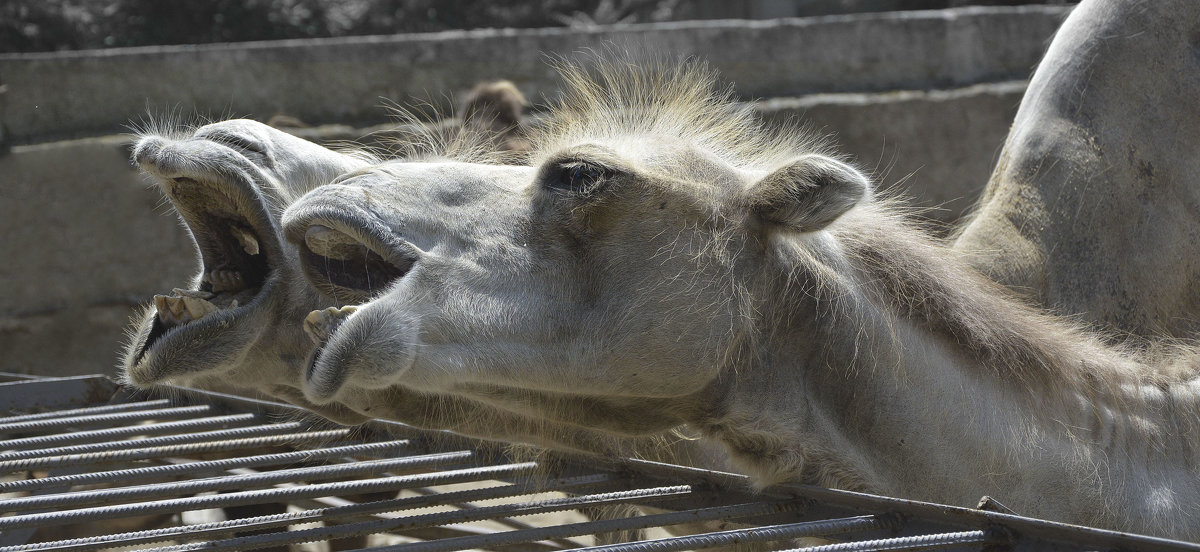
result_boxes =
[124,136,285,387]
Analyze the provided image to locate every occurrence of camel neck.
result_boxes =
[700,206,1200,539]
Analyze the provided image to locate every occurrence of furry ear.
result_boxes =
[745,155,869,232]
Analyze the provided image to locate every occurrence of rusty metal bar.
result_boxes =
[361,499,813,552]
[138,484,697,552]
[780,530,1000,551]
[0,462,542,530]
[0,413,260,450]
[0,399,173,425]
[0,405,216,433]
[0,450,476,512]
[0,474,616,552]
[0,439,409,494]
[566,517,887,552]
[0,423,337,467]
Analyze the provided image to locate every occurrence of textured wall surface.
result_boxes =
[0,6,1065,144]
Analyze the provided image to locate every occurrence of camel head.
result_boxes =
[119,117,691,457]
[282,60,871,441]
[122,119,374,424]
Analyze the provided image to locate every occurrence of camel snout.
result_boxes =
[302,302,418,404]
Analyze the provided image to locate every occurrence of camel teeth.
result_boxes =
[153,294,172,324]
[229,299,239,309]
[181,295,220,320]
[172,288,215,299]
[304,224,361,260]
[166,296,186,318]
[208,270,246,292]
[230,224,260,256]
[304,305,359,345]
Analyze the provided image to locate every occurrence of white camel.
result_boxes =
[282,56,1200,540]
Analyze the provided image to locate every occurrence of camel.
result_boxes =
[459,80,533,155]
[955,0,1200,340]
[282,57,1200,540]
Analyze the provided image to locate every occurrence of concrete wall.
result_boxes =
[0,136,195,377]
[0,6,1059,378]
[0,6,1066,144]
[763,81,1026,226]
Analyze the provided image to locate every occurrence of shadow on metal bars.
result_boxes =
[1,372,1198,552]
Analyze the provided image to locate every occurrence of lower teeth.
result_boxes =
[153,291,233,325]
[304,305,359,345]
[204,269,247,292]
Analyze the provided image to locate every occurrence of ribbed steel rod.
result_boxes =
[359,499,811,552]
[139,484,697,552]
[1,450,475,512]
[0,399,173,425]
[0,438,406,494]
[0,475,615,552]
[0,423,331,469]
[0,462,541,530]
[0,413,260,451]
[568,516,885,552]
[0,405,215,434]
[778,530,999,551]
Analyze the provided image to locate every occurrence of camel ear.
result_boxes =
[746,155,869,232]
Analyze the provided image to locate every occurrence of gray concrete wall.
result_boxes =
[0,6,1066,144]
[0,136,195,377]
[0,81,1024,377]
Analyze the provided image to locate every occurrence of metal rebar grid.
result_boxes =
[0,439,411,494]
[3,373,1200,552]
[0,425,351,467]
[0,475,617,552]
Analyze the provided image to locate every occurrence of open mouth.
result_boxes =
[290,219,419,399]
[297,221,415,303]
[132,176,275,365]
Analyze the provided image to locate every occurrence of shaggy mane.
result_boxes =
[530,56,834,173]
[828,200,1200,418]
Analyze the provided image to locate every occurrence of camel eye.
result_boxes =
[545,160,610,194]
[571,164,603,185]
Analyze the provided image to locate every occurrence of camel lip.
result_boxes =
[126,276,280,381]
[286,209,420,303]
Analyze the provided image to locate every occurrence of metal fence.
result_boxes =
[1,372,1196,552]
